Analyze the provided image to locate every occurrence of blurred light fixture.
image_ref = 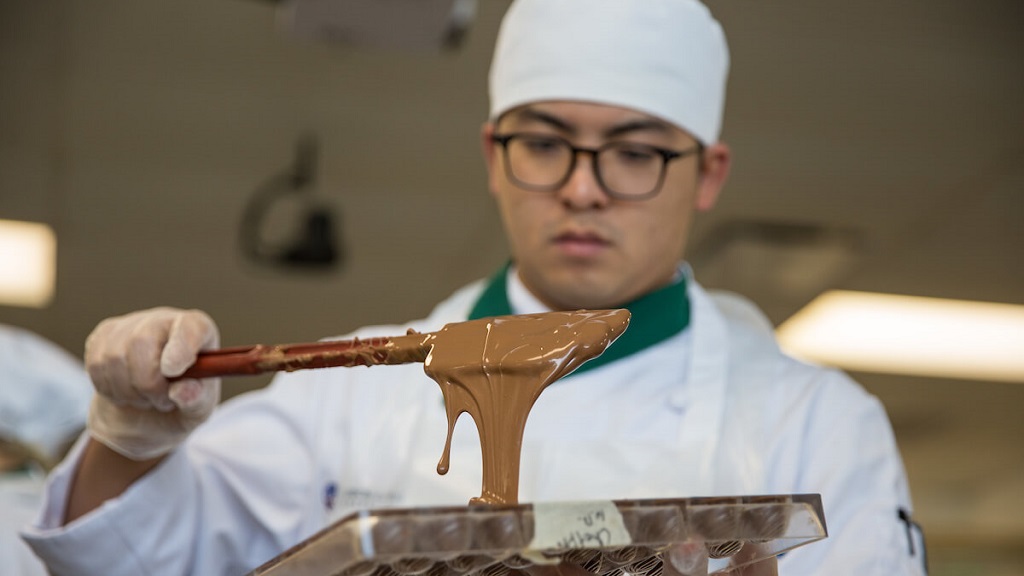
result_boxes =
[0,219,57,308]
[240,135,343,271]
[689,220,862,321]
[777,290,1024,383]
[278,0,478,51]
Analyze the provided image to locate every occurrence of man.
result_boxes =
[23,1,925,574]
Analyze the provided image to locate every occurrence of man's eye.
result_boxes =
[613,145,658,163]
[520,137,562,153]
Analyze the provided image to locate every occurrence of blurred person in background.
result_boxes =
[0,324,91,576]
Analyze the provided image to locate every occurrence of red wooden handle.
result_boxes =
[174,335,429,380]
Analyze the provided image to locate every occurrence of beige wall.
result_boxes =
[0,0,509,386]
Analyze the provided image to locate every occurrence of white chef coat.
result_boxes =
[0,324,92,576]
[1,469,54,576]
[22,271,926,575]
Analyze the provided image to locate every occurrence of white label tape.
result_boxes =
[529,501,633,550]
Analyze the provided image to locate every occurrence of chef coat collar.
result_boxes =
[467,263,691,376]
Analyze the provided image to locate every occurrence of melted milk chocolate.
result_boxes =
[421,309,630,505]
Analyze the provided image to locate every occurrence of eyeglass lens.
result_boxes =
[503,134,668,198]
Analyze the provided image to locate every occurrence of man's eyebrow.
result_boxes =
[507,108,575,134]
[506,108,675,139]
[604,119,674,139]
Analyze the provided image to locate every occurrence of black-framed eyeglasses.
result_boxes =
[490,132,703,200]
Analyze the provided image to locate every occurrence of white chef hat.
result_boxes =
[488,0,730,145]
[0,325,91,466]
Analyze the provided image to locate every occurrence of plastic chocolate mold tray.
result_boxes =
[249,494,827,576]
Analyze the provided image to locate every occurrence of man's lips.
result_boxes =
[552,231,611,257]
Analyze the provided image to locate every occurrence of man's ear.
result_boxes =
[695,142,731,212]
[481,122,500,196]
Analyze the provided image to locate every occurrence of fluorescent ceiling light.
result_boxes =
[777,290,1024,383]
[0,219,56,308]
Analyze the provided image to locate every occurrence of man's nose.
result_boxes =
[558,152,610,209]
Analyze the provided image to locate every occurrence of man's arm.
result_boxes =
[63,439,164,523]
[62,307,220,523]
[779,370,926,575]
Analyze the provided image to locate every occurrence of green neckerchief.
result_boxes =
[467,264,691,377]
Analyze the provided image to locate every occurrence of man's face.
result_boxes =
[482,101,730,311]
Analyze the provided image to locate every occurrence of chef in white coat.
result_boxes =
[0,325,91,576]
[23,1,926,575]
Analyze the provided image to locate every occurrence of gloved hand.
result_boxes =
[84,307,221,460]
[665,540,778,576]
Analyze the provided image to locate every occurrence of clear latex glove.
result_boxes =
[665,540,710,576]
[84,307,220,460]
[664,541,778,576]
[721,543,778,576]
